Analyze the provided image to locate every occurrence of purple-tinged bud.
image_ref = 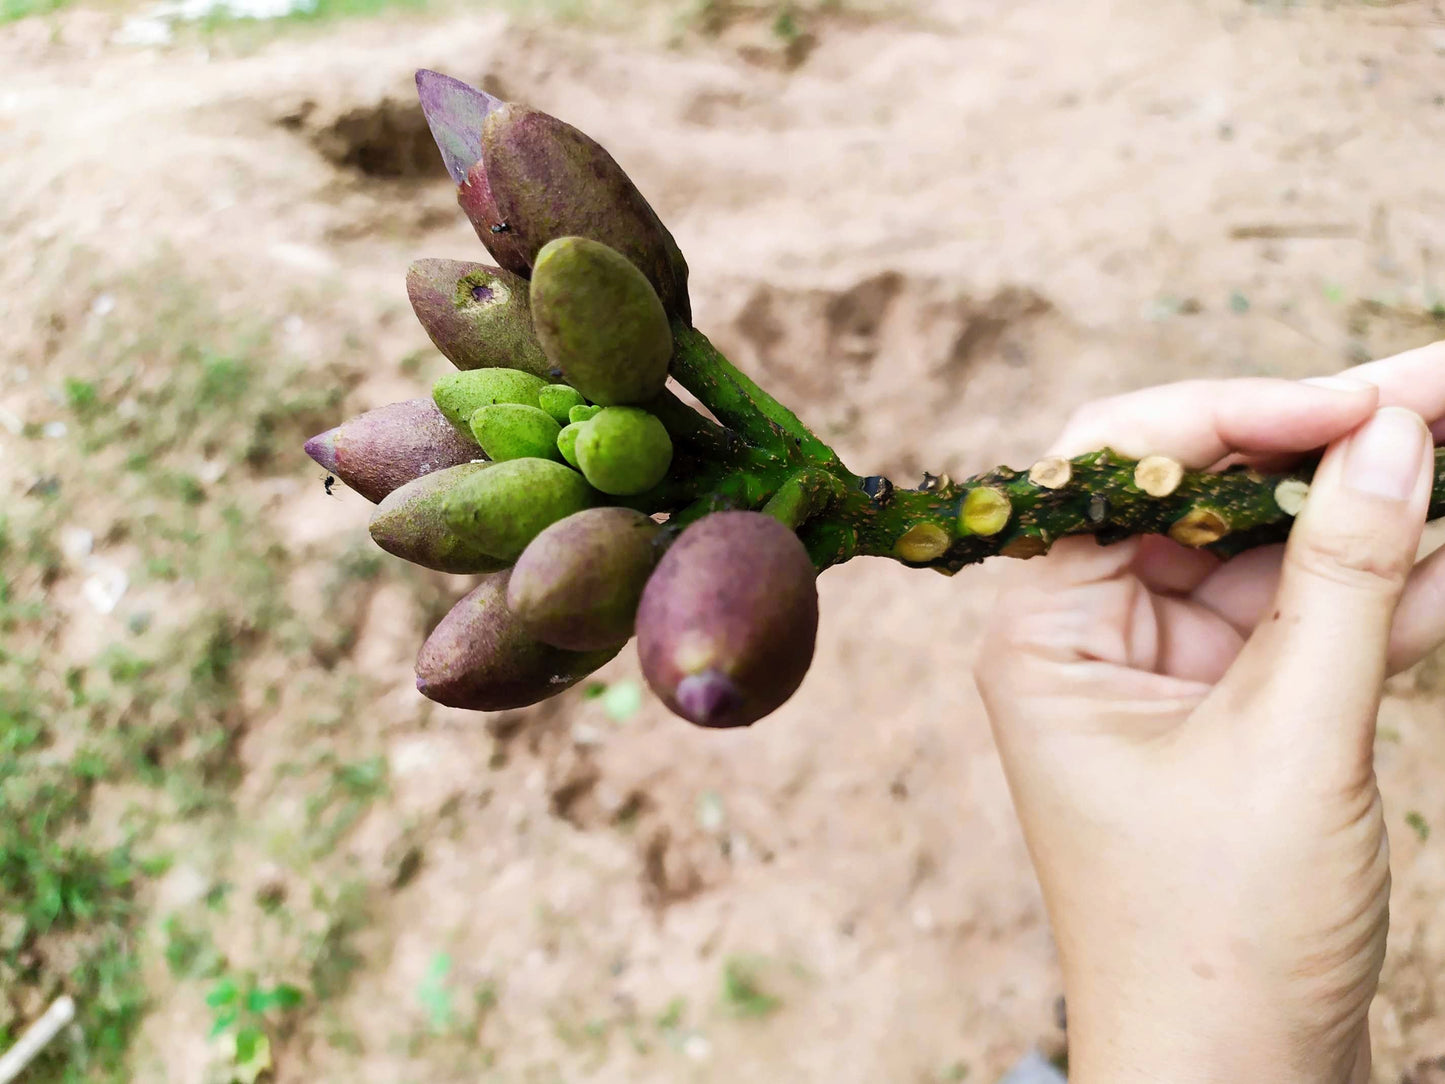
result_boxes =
[303,397,479,504]
[406,259,551,376]
[674,670,743,729]
[637,511,818,728]
[482,103,691,319]
[369,463,508,574]
[506,507,662,651]
[415,69,500,185]
[415,570,619,711]
[414,70,690,319]
[458,159,533,276]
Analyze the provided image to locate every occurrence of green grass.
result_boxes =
[0,0,72,22]
[1406,811,1431,843]
[719,956,782,1019]
[0,259,359,1079]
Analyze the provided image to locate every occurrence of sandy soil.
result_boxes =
[6,0,1445,1080]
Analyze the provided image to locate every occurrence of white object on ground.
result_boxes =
[0,996,77,1084]
[998,1049,1066,1084]
[81,564,129,615]
[115,0,318,47]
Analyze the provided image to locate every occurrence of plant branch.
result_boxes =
[829,448,1445,573]
[654,324,1445,576]
[669,321,840,466]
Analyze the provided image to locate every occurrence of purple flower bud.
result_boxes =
[415,70,691,320]
[406,259,551,376]
[674,670,744,728]
[303,397,479,504]
[415,570,619,711]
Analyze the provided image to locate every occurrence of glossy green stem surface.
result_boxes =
[639,324,1445,573]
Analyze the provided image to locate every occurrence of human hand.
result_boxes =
[974,342,1445,1084]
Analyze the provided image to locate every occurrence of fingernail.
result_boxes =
[1302,375,1374,394]
[1343,407,1428,501]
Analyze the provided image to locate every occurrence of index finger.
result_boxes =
[1047,377,1379,467]
[1324,339,1445,439]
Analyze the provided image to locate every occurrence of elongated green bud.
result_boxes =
[442,457,596,561]
[556,422,584,469]
[369,463,508,574]
[433,368,547,431]
[416,570,619,711]
[637,512,818,728]
[480,104,690,318]
[507,507,663,651]
[530,237,672,406]
[304,397,479,504]
[569,404,601,425]
[538,384,585,424]
[406,259,551,376]
[574,407,673,496]
[470,403,562,462]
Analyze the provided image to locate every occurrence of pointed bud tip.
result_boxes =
[414,69,503,185]
[675,670,746,728]
[304,430,338,473]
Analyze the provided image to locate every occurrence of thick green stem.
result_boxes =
[836,448,1445,573]
[669,321,840,467]
[655,320,1445,575]
[648,388,740,459]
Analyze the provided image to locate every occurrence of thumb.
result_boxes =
[1221,406,1433,770]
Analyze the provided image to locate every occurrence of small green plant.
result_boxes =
[205,973,304,1080]
[654,996,686,1032]
[1406,811,1431,843]
[720,956,782,1018]
[417,952,456,1032]
[304,755,388,857]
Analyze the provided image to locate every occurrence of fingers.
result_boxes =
[1047,377,1378,465]
[1129,534,1222,597]
[1382,538,1445,673]
[1220,407,1433,774]
[1192,535,1445,676]
[1326,339,1445,432]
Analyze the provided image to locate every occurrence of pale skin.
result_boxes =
[975,341,1445,1084]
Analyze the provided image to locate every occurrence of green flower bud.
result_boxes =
[432,368,547,431]
[304,397,479,504]
[574,407,673,496]
[530,237,672,406]
[569,404,602,425]
[469,403,562,462]
[537,383,585,424]
[406,259,550,376]
[415,570,619,711]
[442,457,596,561]
[369,463,508,574]
[508,508,663,651]
[556,422,584,469]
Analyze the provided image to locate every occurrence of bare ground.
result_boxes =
[5,1,1445,1081]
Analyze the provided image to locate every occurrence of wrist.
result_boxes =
[1062,981,1370,1084]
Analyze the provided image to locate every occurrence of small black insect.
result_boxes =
[490,221,511,234]
[322,474,337,497]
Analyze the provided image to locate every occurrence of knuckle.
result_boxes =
[1287,523,1412,594]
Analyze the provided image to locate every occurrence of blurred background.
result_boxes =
[4,0,1445,1081]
